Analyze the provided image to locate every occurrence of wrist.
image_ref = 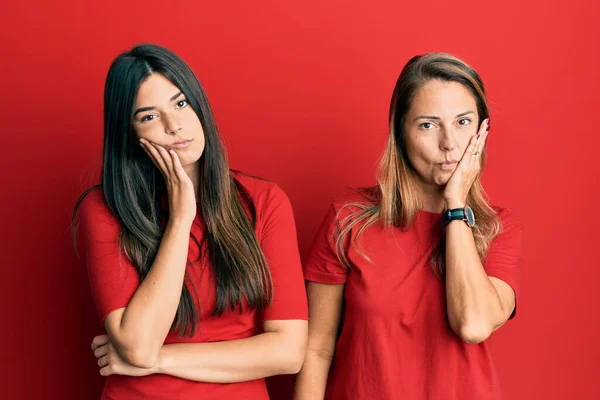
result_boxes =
[167,217,193,230]
[444,199,466,210]
[153,347,167,374]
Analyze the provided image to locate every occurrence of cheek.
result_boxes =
[405,133,437,166]
[459,124,478,146]
[183,115,206,163]
[183,113,205,140]
[134,125,163,142]
[457,131,474,152]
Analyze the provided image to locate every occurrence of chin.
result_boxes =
[179,151,203,167]
[432,173,451,186]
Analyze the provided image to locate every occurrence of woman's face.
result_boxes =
[403,79,480,189]
[132,73,205,167]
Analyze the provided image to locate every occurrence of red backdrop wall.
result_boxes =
[1,1,599,399]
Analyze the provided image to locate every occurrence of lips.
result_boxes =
[168,139,193,149]
[439,161,458,170]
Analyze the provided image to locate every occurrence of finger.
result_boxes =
[91,334,110,351]
[141,140,170,179]
[148,142,173,178]
[477,118,489,137]
[467,119,489,165]
[141,140,168,174]
[94,344,109,358]
[153,144,176,179]
[473,124,490,158]
[169,150,187,182]
[470,119,487,152]
[481,122,491,145]
[459,131,479,166]
[98,354,109,367]
[100,366,112,376]
[140,141,164,172]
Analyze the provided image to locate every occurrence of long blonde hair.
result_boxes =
[335,53,501,276]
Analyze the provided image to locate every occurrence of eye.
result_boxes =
[458,118,471,126]
[176,99,189,108]
[140,114,157,123]
[419,122,435,130]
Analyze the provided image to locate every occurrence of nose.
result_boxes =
[163,112,182,135]
[439,124,457,152]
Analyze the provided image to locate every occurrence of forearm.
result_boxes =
[445,221,504,342]
[294,350,334,400]
[113,218,192,362]
[154,331,304,383]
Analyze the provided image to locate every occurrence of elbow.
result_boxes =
[279,346,306,375]
[289,350,307,374]
[113,337,160,369]
[121,348,159,369]
[449,316,492,344]
[276,336,307,375]
[454,322,492,344]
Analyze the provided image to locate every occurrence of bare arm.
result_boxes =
[93,319,308,381]
[151,319,307,382]
[442,120,516,344]
[444,220,515,344]
[100,142,196,368]
[294,282,344,400]
[102,219,191,368]
[146,184,310,382]
[93,180,310,379]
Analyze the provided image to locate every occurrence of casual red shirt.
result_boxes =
[304,190,523,400]
[77,173,308,400]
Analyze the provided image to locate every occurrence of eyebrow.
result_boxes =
[413,110,475,122]
[133,92,184,117]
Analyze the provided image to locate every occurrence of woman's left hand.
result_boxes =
[443,118,490,208]
[92,334,157,377]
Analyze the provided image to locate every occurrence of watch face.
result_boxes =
[465,206,476,227]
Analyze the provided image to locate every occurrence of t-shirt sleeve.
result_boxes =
[259,185,308,322]
[77,191,140,324]
[483,208,524,317]
[303,204,349,284]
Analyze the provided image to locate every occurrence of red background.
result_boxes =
[1,1,599,399]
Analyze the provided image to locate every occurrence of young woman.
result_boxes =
[295,53,524,400]
[73,44,308,399]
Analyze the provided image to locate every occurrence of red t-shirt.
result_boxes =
[77,172,308,400]
[303,190,523,400]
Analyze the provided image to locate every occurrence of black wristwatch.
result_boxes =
[442,205,476,227]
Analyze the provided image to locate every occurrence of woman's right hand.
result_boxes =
[139,138,197,225]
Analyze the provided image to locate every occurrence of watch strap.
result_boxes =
[442,208,467,226]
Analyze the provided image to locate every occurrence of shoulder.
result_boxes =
[232,170,280,196]
[489,206,524,247]
[78,187,108,215]
[231,170,287,205]
[231,171,293,224]
[76,186,120,227]
[330,186,379,218]
[491,206,524,231]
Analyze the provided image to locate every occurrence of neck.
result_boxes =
[416,181,446,214]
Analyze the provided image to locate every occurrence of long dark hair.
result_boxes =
[336,53,501,276]
[72,44,272,336]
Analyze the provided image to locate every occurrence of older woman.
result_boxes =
[295,53,524,400]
